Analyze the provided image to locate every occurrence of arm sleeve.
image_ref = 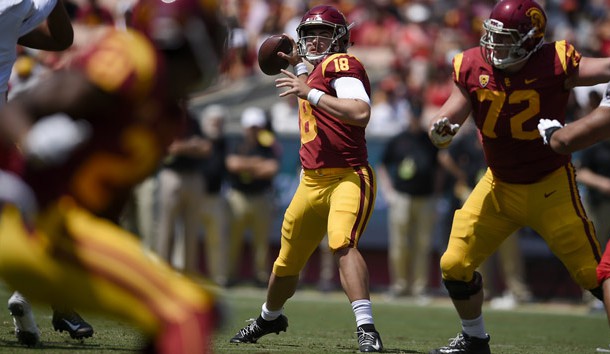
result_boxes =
[331,77,371,106]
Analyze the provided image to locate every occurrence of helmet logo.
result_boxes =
[526,7,545,38]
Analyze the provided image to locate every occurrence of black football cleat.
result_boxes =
[52,309,94,339]
[356,326,383,352]
[429,332,491,354]
[229,315,288,343]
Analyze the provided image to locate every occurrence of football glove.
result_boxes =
[430,117,460,148]
[24,113,91,165]
[537,118,563,145]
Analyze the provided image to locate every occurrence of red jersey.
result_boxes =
[24,29,182,221]
[298,53,370,169]
[453,40,580,183]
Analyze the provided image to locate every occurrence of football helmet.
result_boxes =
[480,0,546,69]
[296,5,351,65]
[130,0,226,89]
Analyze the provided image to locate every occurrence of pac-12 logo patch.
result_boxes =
[479,75,489,88]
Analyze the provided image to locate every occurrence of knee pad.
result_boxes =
[443,271,483,300]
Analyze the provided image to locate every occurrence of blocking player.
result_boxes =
[427,0,610,353]
[0,0,225,352]
[229,5,383,353]
[538,82,610,330]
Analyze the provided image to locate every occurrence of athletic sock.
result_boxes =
[351,299,374,327]
[461,314,486,339]
[260,302,282,321]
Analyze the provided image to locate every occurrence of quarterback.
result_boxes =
[229,5,383,353]
[428,0,610,353]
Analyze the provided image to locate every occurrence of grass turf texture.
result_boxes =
[0,284,604,353]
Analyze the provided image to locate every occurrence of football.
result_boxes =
[257,34,292,76]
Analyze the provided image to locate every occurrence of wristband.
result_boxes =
[294,62,308,76]
[544,126,561,145]
[307,89,325,106]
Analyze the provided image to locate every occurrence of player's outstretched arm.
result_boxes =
[539,106,610,154]
[18,0,74,51]
[428,83,471,148]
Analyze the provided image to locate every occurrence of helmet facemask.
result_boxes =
[297,23,349,65]
[480,18,543,70]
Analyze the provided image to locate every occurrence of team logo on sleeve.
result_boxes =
[479,75,489,88]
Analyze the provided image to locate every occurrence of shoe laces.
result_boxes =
[356,328,378,346]
[447,333,467,348]
[238,318,263,337]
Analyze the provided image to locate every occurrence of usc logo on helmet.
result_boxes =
[526,7,546,39]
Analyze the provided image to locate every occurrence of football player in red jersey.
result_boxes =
[538,83,610,332]
[428,0,610,353]
[0,0,225,353]
[229,5,382,353]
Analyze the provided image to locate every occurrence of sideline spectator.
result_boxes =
[226,106,280,286]
[199,104,230,287]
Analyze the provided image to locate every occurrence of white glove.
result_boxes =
[24,113,91,165]
[537,118,563,145]
[430,117,460,148]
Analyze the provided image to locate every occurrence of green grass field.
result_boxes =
[0,284,605,353]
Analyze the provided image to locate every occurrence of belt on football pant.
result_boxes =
[303,167,357,177]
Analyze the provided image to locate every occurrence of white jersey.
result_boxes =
[0,0,57,104]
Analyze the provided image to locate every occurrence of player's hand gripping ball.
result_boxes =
[258,34,292,75]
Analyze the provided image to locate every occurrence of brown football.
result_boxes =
[258,34,292,76]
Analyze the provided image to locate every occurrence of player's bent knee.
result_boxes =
[439,251,470,280]
[272,258,303,277]
[443,271,483,300]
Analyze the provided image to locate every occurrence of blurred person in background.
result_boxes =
[377,113,440,302]
[155,108,211,275]
[0,0,226,352]
[226,106,280,286]
[199,104,230,287]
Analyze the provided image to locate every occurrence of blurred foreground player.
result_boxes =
[0,0,94,345]
[230,5,383,352]
[0,0,226,352]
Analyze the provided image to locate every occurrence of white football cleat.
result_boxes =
[8,292,41,347]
